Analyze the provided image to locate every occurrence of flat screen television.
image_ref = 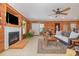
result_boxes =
[6,12,19,25]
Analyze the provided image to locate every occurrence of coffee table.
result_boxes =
[47,36,57,43]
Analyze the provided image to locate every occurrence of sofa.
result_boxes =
[55,30,79,45]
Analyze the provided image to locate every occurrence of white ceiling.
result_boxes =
[9,3,79,21]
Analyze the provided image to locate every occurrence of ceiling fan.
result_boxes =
[49,7,71,17]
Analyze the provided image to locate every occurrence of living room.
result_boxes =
[0,3,79,56]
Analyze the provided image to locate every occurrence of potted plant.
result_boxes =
[25,32,33,38]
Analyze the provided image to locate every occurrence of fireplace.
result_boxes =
[9,31,19,46]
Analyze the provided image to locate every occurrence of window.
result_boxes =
[40,24,44,32]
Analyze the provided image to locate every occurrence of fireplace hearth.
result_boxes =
[9,31,19,46]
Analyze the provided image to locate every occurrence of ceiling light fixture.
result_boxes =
[49,7,71,18]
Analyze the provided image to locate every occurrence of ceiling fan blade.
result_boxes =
[48,13,56,16]
[60,13,68,15]
[61,7,71,12]
[52,10,56,12]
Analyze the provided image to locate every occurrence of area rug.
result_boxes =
[37,39,67,54]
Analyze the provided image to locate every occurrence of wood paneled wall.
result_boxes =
[31,20,79,34]
[0,3,31,52]
[44,21,79,34]
[26,20,32,32]
[0,3,5,52]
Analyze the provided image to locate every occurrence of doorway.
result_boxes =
[55,23,60,33]
[32,23,40,35]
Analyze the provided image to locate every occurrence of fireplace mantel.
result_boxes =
[4,26,21,49]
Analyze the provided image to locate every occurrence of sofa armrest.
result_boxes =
[72,39,79,46]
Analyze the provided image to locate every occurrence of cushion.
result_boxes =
[66,49,76,56]
[63,32,70,37]
[74,46,79,51]
[56,31,62,36]
[69,31,79,39]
